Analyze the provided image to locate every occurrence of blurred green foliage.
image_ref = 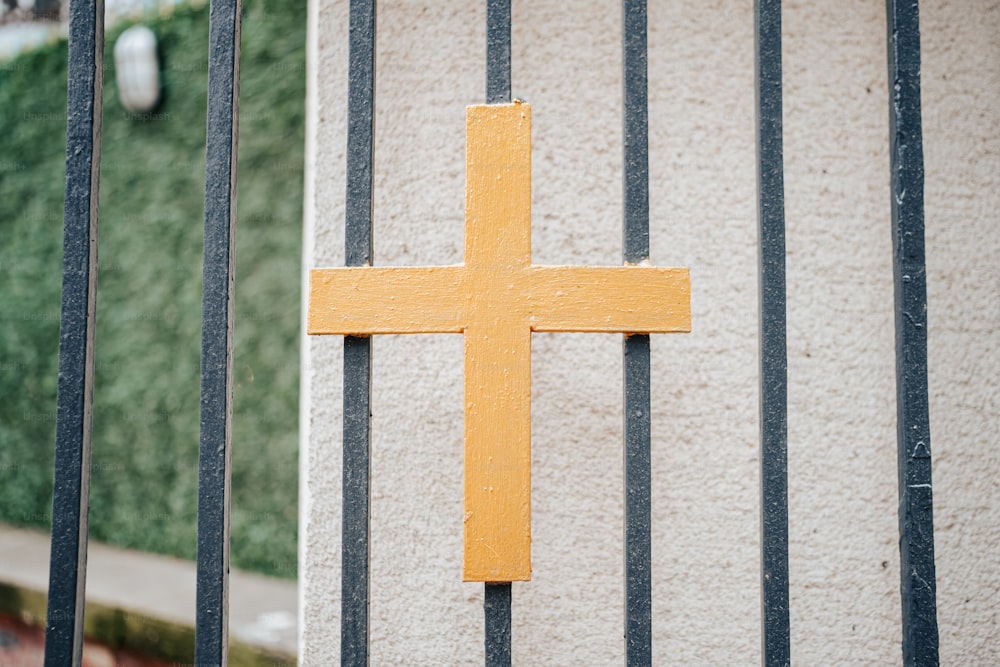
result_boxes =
[0,0,304,578]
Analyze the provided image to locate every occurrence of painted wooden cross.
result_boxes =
[309,102,690,582]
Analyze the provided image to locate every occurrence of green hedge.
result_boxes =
[0,0,304,578]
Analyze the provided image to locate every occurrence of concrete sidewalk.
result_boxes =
[0,524,296,665]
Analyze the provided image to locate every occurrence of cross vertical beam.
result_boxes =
[463,104,533,581]
[44,0,105,663]
[886,1,939,664]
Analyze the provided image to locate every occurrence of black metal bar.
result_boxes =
[622,1,652,664]
[754,1,791,665]
[623,0,649,265]
[346,0,376,270]
[342,1,376,665]
[486,0,511,104]
[43,0,105,664]
[623,334,651,665]
[886,2,939,664]
[485,583,512,667]
[341,335,372,666]
[194,0,242,663]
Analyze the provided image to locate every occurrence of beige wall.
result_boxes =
[300,1,1000,663]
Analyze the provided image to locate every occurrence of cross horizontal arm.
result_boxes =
[526,266,690,333]
[308,266,466,334]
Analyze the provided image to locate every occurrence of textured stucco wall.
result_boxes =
[300,1,999,664]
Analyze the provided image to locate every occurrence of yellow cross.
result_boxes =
[309,102,690,582]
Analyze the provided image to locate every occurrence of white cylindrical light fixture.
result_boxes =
[114,25,161,113]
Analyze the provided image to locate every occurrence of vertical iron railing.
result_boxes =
[622,1,653,665]
[194,0,243,663]
[484,576,512,667]
[43,0,105,663]
[754,1,791,666]
[342,1,377,665]
[484,0,513,665]
[886,1,939,665]
[486,0,512,105]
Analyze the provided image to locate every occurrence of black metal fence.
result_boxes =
[42,0,938,665]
